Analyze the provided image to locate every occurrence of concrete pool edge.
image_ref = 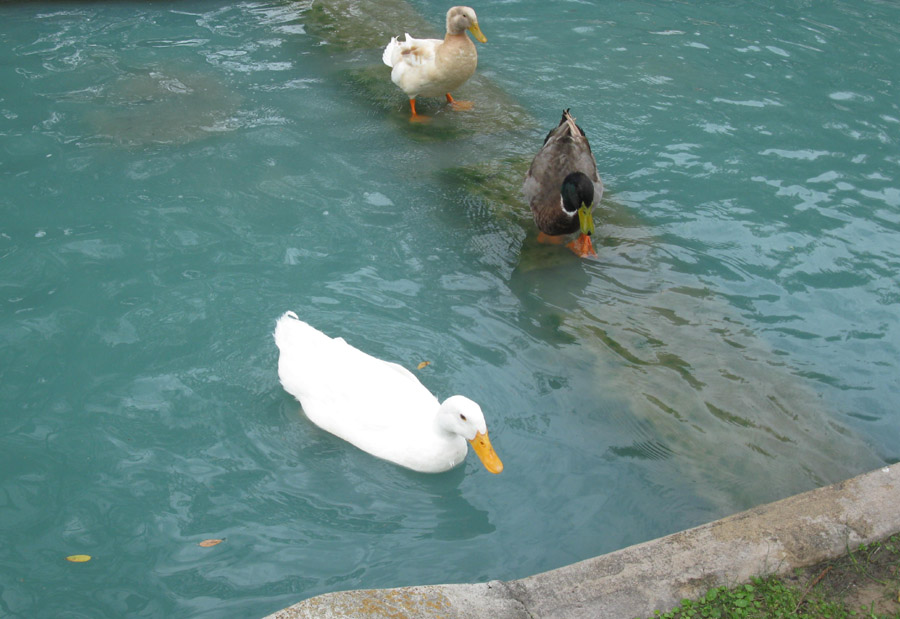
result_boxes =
[264,462,900,619]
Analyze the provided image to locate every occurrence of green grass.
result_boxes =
[645,577,853,619]
[640,534,900,619]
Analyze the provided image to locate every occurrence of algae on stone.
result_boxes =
[300,0,436,51]
[506,244,883,509]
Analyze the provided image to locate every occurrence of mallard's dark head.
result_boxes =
[560,172,596,236]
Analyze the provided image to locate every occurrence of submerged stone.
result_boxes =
[84,65,242,147]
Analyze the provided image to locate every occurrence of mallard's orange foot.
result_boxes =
[567,233,597,258]
[537,231,567,245]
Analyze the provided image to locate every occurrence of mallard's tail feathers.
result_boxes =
[560,108,584,137]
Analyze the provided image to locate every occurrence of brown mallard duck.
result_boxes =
[524,109,604,257]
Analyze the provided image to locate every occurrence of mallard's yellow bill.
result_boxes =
[468,23,487,44]
[469,431,503,473]
[578,205,595,237]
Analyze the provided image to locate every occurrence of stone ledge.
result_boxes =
[265,462,899,619]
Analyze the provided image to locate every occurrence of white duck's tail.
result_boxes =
[274,311,330,401]
[274,312,342,360]
[274,311,314,353]
[274,311,298,335]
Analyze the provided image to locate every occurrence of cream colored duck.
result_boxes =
[274,311,503,474]
[382,6,487,122]
[524,109,604,258]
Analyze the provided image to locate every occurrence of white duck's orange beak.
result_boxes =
[469,431,503,474]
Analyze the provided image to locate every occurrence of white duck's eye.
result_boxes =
[459,414,467,421]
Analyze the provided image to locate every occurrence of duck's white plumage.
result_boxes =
[274,311,503,474]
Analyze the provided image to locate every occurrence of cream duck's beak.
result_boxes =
[468,22,487,44]
[469,431,503,474]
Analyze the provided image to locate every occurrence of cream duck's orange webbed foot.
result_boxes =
[567,233,597,258]
[408,98,431,123]
[445,93,474,111]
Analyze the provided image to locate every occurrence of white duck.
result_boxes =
[273,311,503,474]
[382,6,487,122]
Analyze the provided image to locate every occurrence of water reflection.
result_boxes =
[401,468,495,541]
[274,399,494,542]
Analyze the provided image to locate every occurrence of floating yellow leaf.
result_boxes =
[416,361,431,370]
[66,554,91,563]
[198,538,224,547]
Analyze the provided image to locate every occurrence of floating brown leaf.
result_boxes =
[416,361,431,370]
[198,538,224,547]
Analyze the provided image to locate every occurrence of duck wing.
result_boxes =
[382,33,439,68]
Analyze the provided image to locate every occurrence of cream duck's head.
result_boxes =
[446,6,487,42]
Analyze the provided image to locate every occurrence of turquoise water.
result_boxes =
[1,0,898,616]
